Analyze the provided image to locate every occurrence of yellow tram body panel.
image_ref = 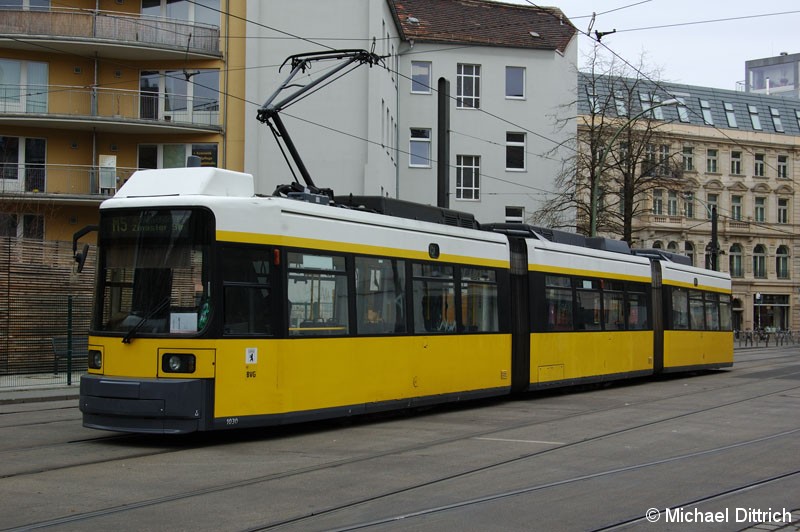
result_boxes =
[663,330,734,369]
[213,334,511,418]
[529,330,654,384]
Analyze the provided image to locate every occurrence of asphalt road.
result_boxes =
[1,346,798,531]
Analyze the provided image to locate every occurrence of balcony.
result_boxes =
[0,164,139,201]
[0,84,221,133]
[0,8,220,60]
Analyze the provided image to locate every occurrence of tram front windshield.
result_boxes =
[94,208,211,336]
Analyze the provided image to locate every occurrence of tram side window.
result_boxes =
[627,288,650,330]
[221,247,272,335]
[461,268,499,332]
[705,293,720,331]
[288,252,349,336]
[603,280,625,330]
[671,287,690,330]
[689,290,705,330]
[412,263,456,333]
[720,294,732,331]
[576,279,601,330]
[545,275,573,331]
[355,256,406,334]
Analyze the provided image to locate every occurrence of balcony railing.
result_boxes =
[0,8,219,55]
[0,164,140,196]
[0,84,220,128]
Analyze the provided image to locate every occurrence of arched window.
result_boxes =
[652,240,663,249]
[776,245,790,279]
[685,242,694,266]
[729,244,743,277]
[753,244,767,279]
[667,241,679,252]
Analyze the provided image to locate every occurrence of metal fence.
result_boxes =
[0,237,95,388]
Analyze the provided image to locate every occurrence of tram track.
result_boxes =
[245,380,800,531]
[5,364,800,531]
[301,438,800,532]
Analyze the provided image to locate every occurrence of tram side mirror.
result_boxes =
[75,243,91,273]
[72,224,98,274]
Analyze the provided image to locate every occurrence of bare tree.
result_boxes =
[534,49,685,244]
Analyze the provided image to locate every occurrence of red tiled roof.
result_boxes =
[389,0,577,53]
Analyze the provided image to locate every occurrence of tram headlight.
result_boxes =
[162,353,196,374]
[88,350,102,369]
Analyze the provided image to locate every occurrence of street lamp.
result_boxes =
[755,292,762,331]
[590,98,680,237]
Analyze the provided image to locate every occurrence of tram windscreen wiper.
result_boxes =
[122,297,170,344]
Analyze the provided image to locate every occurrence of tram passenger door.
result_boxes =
[650,261,664,373]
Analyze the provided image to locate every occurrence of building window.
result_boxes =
[776,245,790,279]
[778,155,789,178]
[700,99,713,125]
[731,195,742,221]
[0,213,43,240]
[754,196,766,222]
[796,110,800,130]
[682,147,694,171]
[723,102,737,127]
[138,143,218,168]
[21,214,44,240]
[409,128,431,167]
[778,198,789,224]
[748,105,762,130]
[683,192,694,218]
[0,58,48,113]
[505,66,525,99]
[685,242,694,265]
[707,193,718,219]
[652,189,664,215]
[667,190,678,216]
[639,93,667,120]
[729,244,743,278]
[675,96,689,122]
[505,132,525,170]
[658,144,670,175]
[754,153,765,177]
[0,214,17,238]
[456,155,480,200]
[753,244,767,278]
[139,69,220,125]
[643,144,657,176]
[411,61,432,93]
[0,136,46,191]
[142,0,220,25]
[505,206,524,223]
[614,90,628,116]
[706,149,718,173]
[770,108,784,132]
[456,64,480,109]
[585,84,599,114]
[730,151,742,175]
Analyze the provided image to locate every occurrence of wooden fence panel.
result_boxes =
[0,238,95,375]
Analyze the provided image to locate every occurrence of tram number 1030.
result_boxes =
[226,418,239,426]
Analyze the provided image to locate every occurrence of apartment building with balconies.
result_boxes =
[579,73,800,332]
[0,0,246,242]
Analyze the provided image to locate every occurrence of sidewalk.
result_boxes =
[0,372,81,405]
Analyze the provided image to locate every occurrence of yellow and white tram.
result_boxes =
[78,167,732,434]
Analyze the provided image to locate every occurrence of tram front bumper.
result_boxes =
[79,374,210,434]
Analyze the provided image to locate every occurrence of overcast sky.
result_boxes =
[524,0,800,91]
